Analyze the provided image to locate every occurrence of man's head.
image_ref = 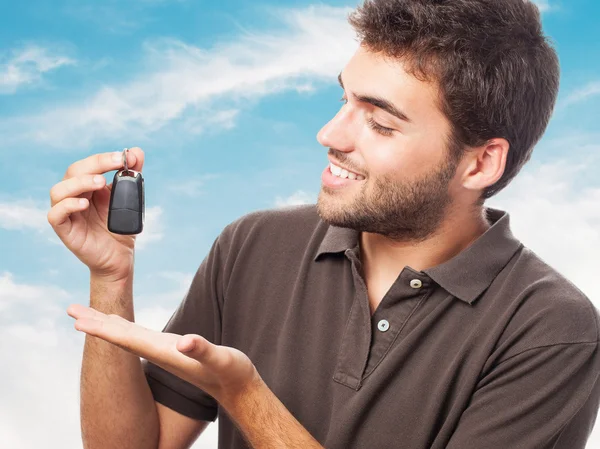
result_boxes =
[316,0,559,240]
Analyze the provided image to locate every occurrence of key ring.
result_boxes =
[122,148,129,173]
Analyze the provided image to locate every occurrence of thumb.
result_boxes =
[177,334,219,364]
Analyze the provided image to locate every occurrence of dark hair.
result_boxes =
[348,0,560,203]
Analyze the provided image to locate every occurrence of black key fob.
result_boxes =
[107,168,145,235]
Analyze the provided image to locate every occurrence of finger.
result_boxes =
[176,335,223,367]
[126,147,145,172]
[73,312,161,359]
[72,316,143,355]
[70,310,204,381]
[47,197,90,232]
[66,303,105,320]
[49,173,106,207]
[176,334,199,353]
[74,316,105,334]
[72,313,132,347]
[64,147,145,180]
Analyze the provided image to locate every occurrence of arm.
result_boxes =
[78,274,210,449]
[69,303,325,449]
[49,147,210,449]
[219,371,324,449]
[156,402,210,449]
[78,273,159,449]
[445,342,600,449]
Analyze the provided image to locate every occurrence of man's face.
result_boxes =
[316,45,464,242]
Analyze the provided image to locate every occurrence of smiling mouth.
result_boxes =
[328,162,366,180]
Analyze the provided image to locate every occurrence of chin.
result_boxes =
[316,192,353,225]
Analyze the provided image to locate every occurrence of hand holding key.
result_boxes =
[47,148,145,283]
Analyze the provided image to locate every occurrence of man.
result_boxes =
[52,0,600,448]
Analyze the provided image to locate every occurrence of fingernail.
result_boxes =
[112,152,122,163]
[93,175,104,184]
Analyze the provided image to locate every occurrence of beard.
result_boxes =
[316,148,462,243]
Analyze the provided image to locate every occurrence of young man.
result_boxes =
[54,0,600,448]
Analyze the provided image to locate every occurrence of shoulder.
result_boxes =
[217,203,324,254]
[227,203,321,230]
[222,203,321,237]
[495,245,600,363]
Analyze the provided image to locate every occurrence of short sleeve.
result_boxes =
[142,231,226,422]
[445,341,600,449]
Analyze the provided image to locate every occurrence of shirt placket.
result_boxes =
[364,270,432,378]
[332,246,432,390]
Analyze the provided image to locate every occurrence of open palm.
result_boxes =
[67,303,258,404]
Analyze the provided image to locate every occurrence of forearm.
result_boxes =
[221,371,324,449]
[79,271,159,449]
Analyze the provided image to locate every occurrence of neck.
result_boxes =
[359,207,491,279]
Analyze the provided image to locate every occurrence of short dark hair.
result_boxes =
[348,0,560,203]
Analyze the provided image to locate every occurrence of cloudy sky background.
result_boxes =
[1,0,599,447]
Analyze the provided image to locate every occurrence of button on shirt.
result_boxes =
[143,205,600,449]
[377,319,390,332]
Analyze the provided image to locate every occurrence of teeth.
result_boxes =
[329,162,365,181]
[331,164,342,176]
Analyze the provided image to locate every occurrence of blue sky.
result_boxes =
[1,1,599,448]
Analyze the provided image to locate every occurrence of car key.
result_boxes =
[107,148,145,235]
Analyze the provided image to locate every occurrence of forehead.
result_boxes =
[342,46,444,122]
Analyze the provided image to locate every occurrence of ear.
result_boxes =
[460,138,509,192]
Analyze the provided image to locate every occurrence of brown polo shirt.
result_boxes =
[142,205,600,448]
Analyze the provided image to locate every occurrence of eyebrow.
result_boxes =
[338,71,413,124]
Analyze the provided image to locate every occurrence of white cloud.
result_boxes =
[0,318,84,448]
[0,270,222,448]
[560,81,600,108]
[294,83,316,93]
[0,198,164,250]
[182,109,240,135]
[0,5,356,149]
[0,271,70,318]
[134,205,165,250]
[0,45,75,94]
[532,0,551,12]
[0,199,48,232]
[274,190,315,208]
[488,147,600,305]
[63,0,190,34]
[0,272,83,447]
[166,173,222,198]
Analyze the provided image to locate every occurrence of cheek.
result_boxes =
[360,138,407,180]
[358,128,446,180]
[389,135,444,178]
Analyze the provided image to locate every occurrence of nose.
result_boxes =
[316,104,356,152]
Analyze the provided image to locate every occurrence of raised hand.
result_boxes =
[47,148,145,283]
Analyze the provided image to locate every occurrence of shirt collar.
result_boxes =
[313,207,523,305]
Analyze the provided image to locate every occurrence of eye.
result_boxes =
[367,117,394,137]
[338,95,395,137]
